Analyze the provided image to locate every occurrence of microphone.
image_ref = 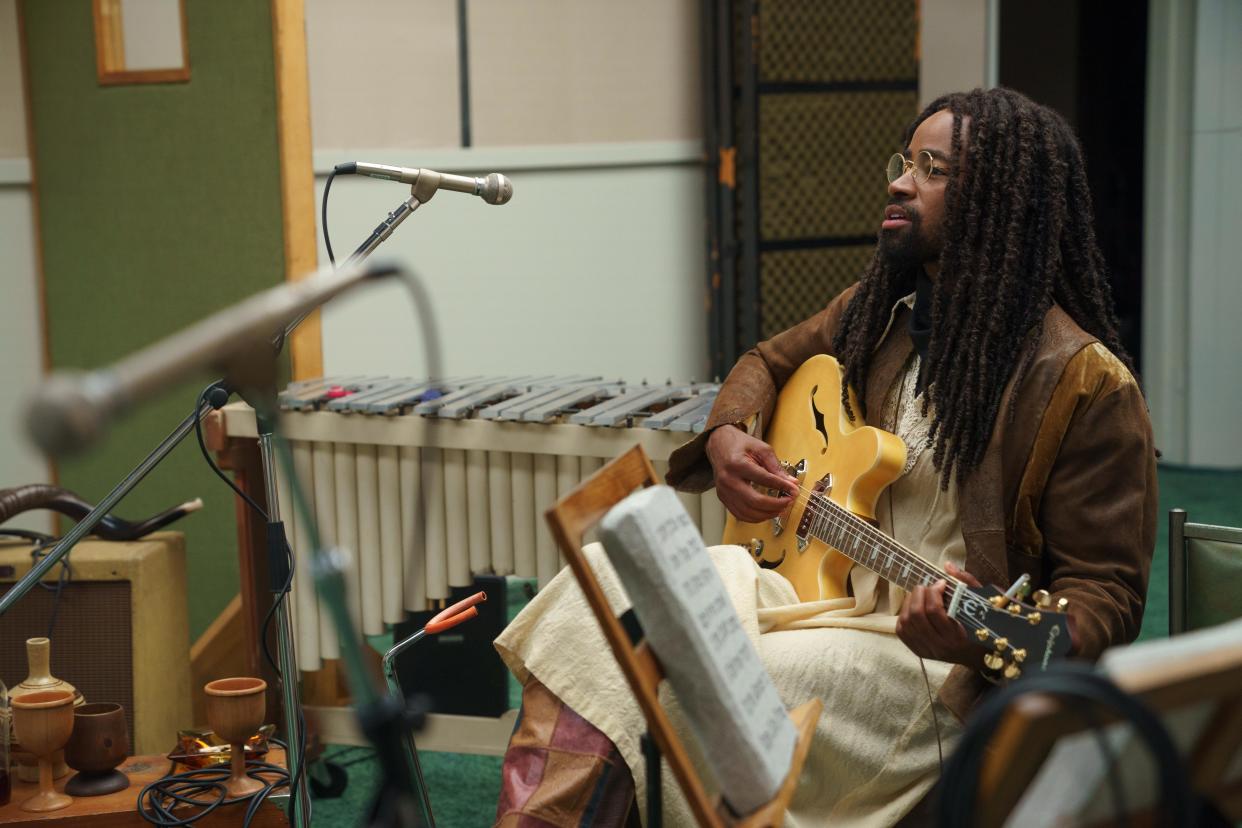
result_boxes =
[335,162,513,205]
[26,260,402,458]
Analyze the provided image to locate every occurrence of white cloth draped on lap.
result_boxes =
[495,542,963,827]
[496,356,967,826]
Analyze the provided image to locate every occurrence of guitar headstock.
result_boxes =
[950,585,1072,679]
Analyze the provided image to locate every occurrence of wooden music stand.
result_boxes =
[977,624,1242,826]
[544,444,820,828]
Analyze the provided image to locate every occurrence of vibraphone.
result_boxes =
[219,374,723,672]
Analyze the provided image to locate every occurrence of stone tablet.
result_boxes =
[598,484,796,814]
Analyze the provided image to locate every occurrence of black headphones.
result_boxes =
[936,662,1196,827]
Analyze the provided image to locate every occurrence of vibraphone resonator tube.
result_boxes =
[220,374,725,672]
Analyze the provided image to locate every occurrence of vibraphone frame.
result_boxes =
[209,377,725,753]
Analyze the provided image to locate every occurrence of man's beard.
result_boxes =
[878,208,941,270]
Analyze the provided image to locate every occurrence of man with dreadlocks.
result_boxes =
[493,87,1155,827]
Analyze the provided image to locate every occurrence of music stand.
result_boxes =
[544,444,820,828]
[977,621,1242,826]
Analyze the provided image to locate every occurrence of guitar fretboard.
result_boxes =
[801,493,947,593]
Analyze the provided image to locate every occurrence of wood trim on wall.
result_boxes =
[92,0,191,86]
[271,0,322,381]
[16,1,57,503]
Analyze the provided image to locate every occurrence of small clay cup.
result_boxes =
[12,690,75,812]
[64,703,130,796]
[204,677,266,798]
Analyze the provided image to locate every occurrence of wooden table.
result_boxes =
[0,750,289,827]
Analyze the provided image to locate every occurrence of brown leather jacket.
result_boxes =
[666,285,1158,720]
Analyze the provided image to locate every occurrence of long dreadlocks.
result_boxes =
[831,87,1136,487]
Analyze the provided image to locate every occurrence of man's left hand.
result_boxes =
[896,562,986,667]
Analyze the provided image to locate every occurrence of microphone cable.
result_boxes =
[322,169,339,266]
[136,739,291,828]
[191,381,309,824]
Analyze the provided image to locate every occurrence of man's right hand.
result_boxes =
[705,425,798,523]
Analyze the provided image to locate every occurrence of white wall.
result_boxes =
[306,0,709,385]
[0,0,53,529]
[1184,0,1242,466]
[919,0,991,107]
[1145,0,1242,468]
[315,144,709,383]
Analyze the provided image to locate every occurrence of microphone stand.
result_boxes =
[344,175,440,268]
[4,258,403,828]
[253,184,440,828]
[9,178,441,828]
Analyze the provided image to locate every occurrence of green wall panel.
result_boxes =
[23,0,286,639]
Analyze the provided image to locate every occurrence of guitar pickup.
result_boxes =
[794,473,832,551]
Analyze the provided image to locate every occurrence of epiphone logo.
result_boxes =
[1042,625,1061,669]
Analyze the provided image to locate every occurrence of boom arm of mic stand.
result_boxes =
[9,260,401,616]
[0,396,217,617]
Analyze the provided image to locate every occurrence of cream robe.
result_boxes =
[495,355,966,826]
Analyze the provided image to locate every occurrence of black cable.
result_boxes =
[190,384,308,824]
[935,663,1195,828]
[0,529,72,637]
[194,383,269,522]
[1080,701,1130,826]
[323,169,338,266]
[137,756,289,827]
[259,572,292,680]
[23,535,72,638]
[0,527,56,544]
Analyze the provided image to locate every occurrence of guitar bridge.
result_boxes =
[770,459,806,536]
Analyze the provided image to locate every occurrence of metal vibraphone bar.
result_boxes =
[220,374,723,672]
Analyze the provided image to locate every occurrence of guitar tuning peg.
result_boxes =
[1003,663,1022,680]
[975,628,989,642]
[1032,589,1052,608]
[1012,648,1027,663]
[994,637,1009,652]
[1056,597,1069,612]
[1026,611,1042,626]
[984,653,1004,671]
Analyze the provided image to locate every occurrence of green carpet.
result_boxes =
[308,464,1242,826]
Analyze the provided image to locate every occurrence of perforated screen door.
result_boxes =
[702,0,920,374]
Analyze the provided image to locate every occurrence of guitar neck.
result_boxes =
[802,494,950,593]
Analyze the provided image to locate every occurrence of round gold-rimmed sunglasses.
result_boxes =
[886,150,947,184]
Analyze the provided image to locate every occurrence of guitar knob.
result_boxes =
[1056,597,1069,612]
[1032,589,1052,608]
[1004,663,1022,680]
[984,653,1004,671]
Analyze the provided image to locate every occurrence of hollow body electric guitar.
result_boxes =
[720,354,1072,678]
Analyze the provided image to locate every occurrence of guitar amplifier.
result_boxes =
[0,532,192,754]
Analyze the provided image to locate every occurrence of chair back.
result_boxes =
[1169,508,1242,635]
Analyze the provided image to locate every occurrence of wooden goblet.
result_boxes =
[65,702,130,796]
[203,678,267,798]
[12,689,75,812]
